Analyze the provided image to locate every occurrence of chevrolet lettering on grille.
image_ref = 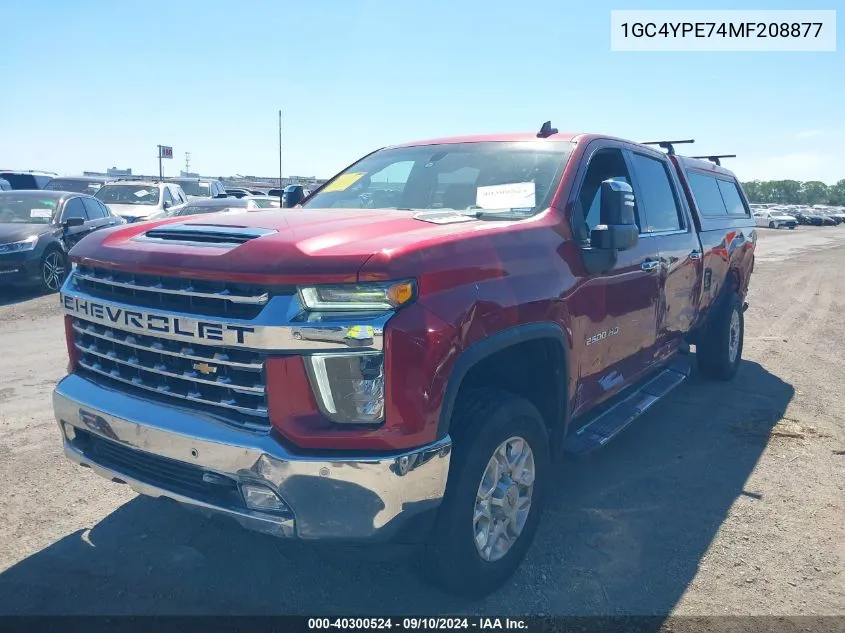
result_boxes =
[61,295,256,345]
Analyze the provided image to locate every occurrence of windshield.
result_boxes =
[177,181,211,197]
[302,141,573,214]
[44,178,103,194]
[0,195,58,224]
[95,184,160,205]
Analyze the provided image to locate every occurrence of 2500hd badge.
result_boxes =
[61,295,255,344]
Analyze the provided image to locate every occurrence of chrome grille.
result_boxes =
[71,265,290,320]
[72,318,269,428]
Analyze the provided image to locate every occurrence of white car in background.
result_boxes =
[94,180,188,223]
[754,209,797,229]
[244,195,282,210]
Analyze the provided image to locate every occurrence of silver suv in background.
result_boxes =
[164,177,227,200]
[94,180,187,222]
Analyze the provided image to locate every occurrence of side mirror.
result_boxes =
[163,200,171,210]
[282,188,305,208]
[589,179,639,251]
[63,217,85,228]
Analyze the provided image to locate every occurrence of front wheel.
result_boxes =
[769,221,776,229]
[697,293,744,381]
[789,225,795,230]
[421,389,550,598]
[39,248,67,293]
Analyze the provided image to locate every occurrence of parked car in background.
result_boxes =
[820,214,837,226]
[224,188,252,198]
[44,175,109,195]
[244,195,281,209]
[753,210,797,229]
[793,210,825,226]
[162,196,250,218]
[828,209,845,223]
[94,180,187,222]
[0,179,11,191]
[0,190,124,292]
[164,177,228,200]
[0,170,57,190]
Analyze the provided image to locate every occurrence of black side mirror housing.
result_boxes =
[282,187,305,208]
[63,217,85,228]
[589,179,639,251]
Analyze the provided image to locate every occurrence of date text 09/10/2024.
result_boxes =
[307,618,528,630]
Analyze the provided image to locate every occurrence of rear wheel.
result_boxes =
[421,389,550,598]
[39,248,67,293]
[768,221,776,229]
[696,293,744,381]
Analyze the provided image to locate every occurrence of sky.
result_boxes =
[1,0,842,184]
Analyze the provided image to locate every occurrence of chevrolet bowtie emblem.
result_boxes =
[193,362,218,376]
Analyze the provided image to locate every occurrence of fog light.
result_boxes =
[241,483,288,513]
[305,353,385,423]
[64,423,77,441]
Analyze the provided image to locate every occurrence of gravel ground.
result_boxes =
[0,227,843,616]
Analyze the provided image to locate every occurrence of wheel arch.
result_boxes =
[437,322,571,447]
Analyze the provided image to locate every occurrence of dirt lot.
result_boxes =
[0,227,843,616]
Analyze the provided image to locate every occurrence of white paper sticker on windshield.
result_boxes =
[476,182,536,209]
[134,189,150,197]
[30,209,53,219]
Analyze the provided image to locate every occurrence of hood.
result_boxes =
[106,203,161,219]
[0,222,52,244]
[68,207,488,284]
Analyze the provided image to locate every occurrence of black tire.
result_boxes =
[696,293,744,381]
[768,221,776,229]
[420,388,550,598]
[789,225,795,230]
[39,248,67,293]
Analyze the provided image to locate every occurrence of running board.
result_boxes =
[564,356,692,455]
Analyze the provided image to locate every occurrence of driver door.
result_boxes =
[566,143,662,416]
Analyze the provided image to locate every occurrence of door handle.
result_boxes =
[641,260,660,273]
[689,249,702,260]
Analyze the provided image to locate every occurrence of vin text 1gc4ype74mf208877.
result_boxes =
[52,124,755,597]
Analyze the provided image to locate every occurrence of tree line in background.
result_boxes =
[741,179,845,205]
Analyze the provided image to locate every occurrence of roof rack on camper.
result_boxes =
[690,154,737,166]
[641,139,695,155]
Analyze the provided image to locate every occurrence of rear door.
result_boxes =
[627,150,703,360]
[82,197,115,230]
[567,142,662,416]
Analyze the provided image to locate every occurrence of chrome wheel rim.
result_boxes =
[473,436,535,562]
[42,252,65,291]
[728,308,741,364]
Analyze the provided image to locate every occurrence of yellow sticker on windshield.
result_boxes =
[321,172,365,193]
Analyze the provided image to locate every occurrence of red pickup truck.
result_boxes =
[53,125,755,597]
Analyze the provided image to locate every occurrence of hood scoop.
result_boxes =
[136,223,277,247]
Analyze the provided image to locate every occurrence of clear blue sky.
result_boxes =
[1,0,841,183]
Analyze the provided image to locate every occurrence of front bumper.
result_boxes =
[53,374,452,542]
[0,252,40,286]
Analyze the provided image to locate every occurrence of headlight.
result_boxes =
[298,280,416,311]
[305,353,385,423]
[0,235,39,254]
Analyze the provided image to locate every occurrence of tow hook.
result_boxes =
[742,302,749,313]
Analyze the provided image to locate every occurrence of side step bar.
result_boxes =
[563,356,692,455]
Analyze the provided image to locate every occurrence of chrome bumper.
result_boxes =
[53,374,451,542]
